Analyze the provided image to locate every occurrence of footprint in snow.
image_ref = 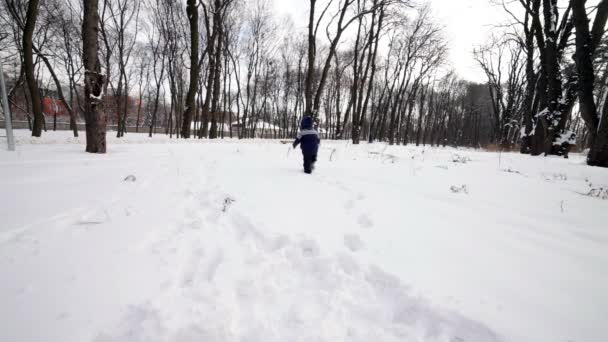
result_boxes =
[299,239,320,257]
[344,199,355,210]
[357,214,374,229]
[344,193,365,211]
[344,234,364,252]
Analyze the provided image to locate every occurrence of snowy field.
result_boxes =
[1,130,607,342]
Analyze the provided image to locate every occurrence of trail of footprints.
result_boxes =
[96,169,501,342]
[325,178,374,252]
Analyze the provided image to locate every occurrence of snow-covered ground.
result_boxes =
[1,130,607,342]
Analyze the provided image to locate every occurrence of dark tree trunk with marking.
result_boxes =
[83,0,107,153]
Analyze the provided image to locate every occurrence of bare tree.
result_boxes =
[305,0,408,119]
[474,36,526,148]
[109,0,140,137]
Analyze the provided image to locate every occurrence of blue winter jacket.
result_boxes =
[293,116,320,156]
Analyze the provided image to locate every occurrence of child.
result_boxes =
[293,116,320,174]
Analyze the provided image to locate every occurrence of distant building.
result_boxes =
[42,97,70,118]
[38,88,74,126]
[103,94,143,127]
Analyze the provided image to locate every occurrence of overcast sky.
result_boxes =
[274,0,511,83]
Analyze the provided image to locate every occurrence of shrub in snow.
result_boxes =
[368,148,397,164]
[450,185,468,194]
[222,196,236,212]
[123,175,137,182]
[502,168,522,175]
[582,179,607,199]
[586,187,608,200]
[541,172,567,181]
[329,148,337,161]
[451,154,471,164]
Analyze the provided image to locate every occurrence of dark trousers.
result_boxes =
[303,154,317,174]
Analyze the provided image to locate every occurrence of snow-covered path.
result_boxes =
[1,131,607,342]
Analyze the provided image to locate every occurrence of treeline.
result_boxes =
[0,0,607,166]
[475,0,608,166]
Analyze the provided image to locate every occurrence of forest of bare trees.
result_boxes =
[477,0,608,166]
[0,0,607,166]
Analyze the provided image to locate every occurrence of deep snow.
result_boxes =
[1,130,607,342]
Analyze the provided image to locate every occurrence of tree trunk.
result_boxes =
[571,0,608,166]
[149,62,165,138]
[520,9,536,153]
[199,8,218,139]
[589,100,608,167]
[23,0,43,137]
[403,82,419,145]
[541,0,563,153]
[181,0,199,138]
[83,0,107,153]
[210,1,224,139]
[415,83,427,146]
[305,0,317,117]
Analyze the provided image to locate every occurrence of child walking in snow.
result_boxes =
[293,116,320,174]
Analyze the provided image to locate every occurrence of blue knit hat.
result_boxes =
[301,116,313,129]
